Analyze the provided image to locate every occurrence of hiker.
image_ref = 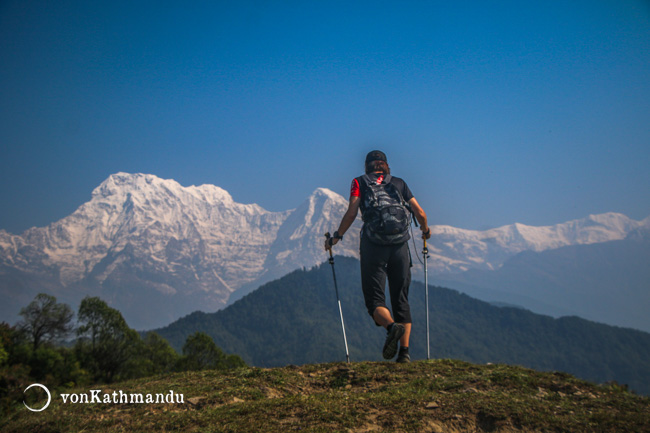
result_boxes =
[325,150,430,363]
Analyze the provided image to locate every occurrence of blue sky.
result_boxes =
[1,0,649,233]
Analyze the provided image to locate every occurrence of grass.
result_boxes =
[3,359,649,432]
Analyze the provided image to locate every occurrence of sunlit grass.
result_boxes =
[4,359,649,433]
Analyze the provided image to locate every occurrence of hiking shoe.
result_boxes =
[396,347,410,363]
[383,323,405,359]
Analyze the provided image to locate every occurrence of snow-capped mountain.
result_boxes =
[227,187,362,304]
[0,174,356,329]
[426,212,648,274]
[1,173,286,288]
[1,172,647,330]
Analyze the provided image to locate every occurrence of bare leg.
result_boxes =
[401,323,411,347]
[372,306,394,329]
[374,307,411,347]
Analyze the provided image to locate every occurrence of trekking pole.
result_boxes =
[423,238,430,360]
[324,232,350,364]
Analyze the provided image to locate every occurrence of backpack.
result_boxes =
[358,174,411,245]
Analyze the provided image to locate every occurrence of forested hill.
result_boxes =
[153,256,650,395]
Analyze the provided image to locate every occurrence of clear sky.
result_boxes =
[1,0,649,233]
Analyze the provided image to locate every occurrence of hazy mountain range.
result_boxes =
[1,172,647,330]
[435,232,650,332]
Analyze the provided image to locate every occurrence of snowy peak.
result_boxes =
[3,173,286,288]
[643,216,650,227]
[295,187,349,229]
[309,187,348,204]
[559,212,637,243]
[428,212,646,273]
[262,187,360,271]
[490,213,634,250]
[92,172,236,209]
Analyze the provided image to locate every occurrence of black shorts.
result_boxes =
[359,235,412,324]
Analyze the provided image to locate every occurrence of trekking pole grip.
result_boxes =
[324,232,334,261]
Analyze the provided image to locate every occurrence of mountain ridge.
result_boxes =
[1,172,647,330]
[435,233,650,332]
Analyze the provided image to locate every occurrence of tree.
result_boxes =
[17,293,74,350]
[141,332,179,375]
[75,296,141,383]
[0,341,7,366]
[176,332,245,371]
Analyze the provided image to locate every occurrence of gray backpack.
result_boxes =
[358,174,411,245]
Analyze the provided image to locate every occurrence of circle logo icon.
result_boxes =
[23,383,51,412]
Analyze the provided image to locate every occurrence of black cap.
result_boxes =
[365,150,387,164]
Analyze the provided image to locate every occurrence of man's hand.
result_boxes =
[324,236,340,250]
[325,231,343,250]
[325,196,358,251]
[421,226,431,240]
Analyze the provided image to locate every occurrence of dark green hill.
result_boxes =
[154,256,650,394]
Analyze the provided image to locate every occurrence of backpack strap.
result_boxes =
[383,177,417,226]
[358,174,391,211]
[361,173,392,186]
[360,173,407,206]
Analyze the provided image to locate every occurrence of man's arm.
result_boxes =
[325,196,360,249]
[409,197,431,239]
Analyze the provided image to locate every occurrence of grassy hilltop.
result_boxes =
[4,359,649,433]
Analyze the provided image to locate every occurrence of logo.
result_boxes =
[23,383,52,412]
[23,384,184,412]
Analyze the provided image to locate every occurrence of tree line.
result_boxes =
[0,293,245,416]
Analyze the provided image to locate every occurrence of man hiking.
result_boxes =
[325,150,431,363]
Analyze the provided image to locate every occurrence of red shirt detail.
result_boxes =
[350,175,384,198]
[350,179,360,197]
